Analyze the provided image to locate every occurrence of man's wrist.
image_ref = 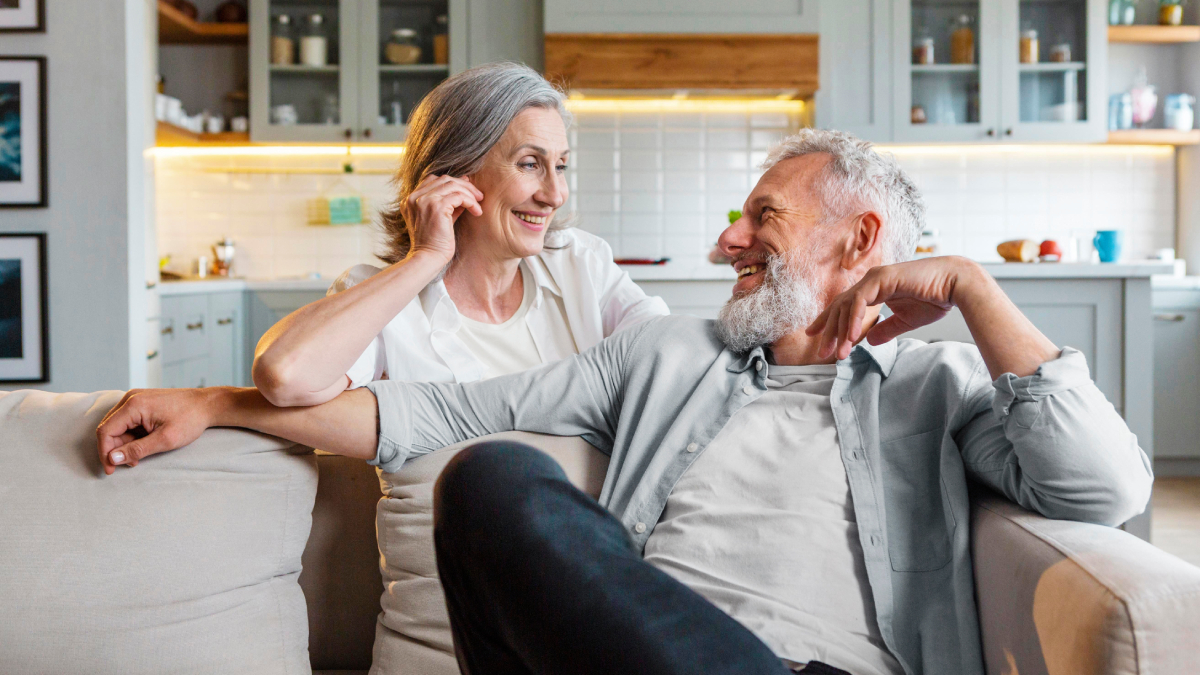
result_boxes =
[206,386,250,427]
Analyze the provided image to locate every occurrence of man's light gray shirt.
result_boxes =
[367,315,1153,675]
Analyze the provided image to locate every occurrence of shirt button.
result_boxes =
[634,522,647,534]
[743,385,754,395]
[686,442,699,453]
[754,360,763,371]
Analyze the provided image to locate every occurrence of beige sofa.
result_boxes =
[2,389,1199,675]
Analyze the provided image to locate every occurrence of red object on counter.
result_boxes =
[1039,239,1062,262]
[614,257,671,265]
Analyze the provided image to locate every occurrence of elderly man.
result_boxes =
[98,129,1151,675]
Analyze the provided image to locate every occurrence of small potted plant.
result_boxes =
[1160,0,1186,26]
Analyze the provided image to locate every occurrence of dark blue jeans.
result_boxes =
[432,441,852,675]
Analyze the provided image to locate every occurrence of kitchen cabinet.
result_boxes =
[247,289,327,363]
[160,291,247,388]
[1152,287,1200,476]
[544,0,818,34]
[817,0,894,142]
[890,0,1107,143]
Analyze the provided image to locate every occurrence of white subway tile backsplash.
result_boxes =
[577,193,619,213]
[620,151,662,171]
[705,151,750,171]
[664,150,705,170]
[620,193,664,213]
[664,130,705,151]
[664,192,706,213]
[576,170,620,192]
[576,130,618,150]
[575,150,618,171]
[620,130,662,150]
[705,130,749,150]
[618,113,662,129]
[664,172,705,193]
[750,129,786,150]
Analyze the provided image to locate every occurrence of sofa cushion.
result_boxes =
[370,432,608,675]
[0,390,318,675]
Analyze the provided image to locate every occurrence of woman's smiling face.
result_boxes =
[458,107,570,260]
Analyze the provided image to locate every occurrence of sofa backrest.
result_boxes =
[0,390,318,675]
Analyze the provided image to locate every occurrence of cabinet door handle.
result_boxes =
[161,325,174,335]
[1154,313,1186,322]
[363,127,372,139]
[186,321,204,331]
[217,317,233,325]
[1004,128,1014,136]
[986,128,996,137]
[344,128,353,140]
[146,349,159,360]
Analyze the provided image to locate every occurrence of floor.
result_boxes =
[1151,477,1200,567]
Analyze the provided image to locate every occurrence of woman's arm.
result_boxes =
[253,175,482,407]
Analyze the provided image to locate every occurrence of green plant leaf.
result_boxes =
[727,210,742,224]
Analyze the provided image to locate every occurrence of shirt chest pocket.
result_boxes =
[879,430,956,572]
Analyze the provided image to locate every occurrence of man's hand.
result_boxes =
[96,388,230,475]
[806,255,1059,378]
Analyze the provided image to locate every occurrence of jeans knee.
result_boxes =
[434,440,563,535]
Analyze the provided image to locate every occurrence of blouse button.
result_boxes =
[634,522,647,534]
[686,442,699,453]
[743,385,754,396]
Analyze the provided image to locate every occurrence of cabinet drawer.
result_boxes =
[162,295,210,364]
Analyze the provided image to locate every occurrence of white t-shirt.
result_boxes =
[643,364,903,675]
[455,265,578,379]
[328,229,668,386]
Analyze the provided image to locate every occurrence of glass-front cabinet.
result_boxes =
[893,0,1105,142]
[250,0,457,142]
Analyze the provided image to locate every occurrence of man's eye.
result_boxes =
[556,164,568,172]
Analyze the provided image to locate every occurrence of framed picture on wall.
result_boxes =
[0,233,48,383]
[0,0,44,32]
[0,57,47,208]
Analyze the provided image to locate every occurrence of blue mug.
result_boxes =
[1094,230,1123,263]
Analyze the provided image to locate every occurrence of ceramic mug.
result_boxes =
[1093,230,1123,263]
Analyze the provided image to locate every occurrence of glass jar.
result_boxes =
[950,15,975,65]
[1020,29,1039,64]
[270,14,294,65]
[1049,42,1071,62]
[433,15,449,65]
[913,36,935,65]
[385,28,422,65]
[300,14,328,67]
[1160,1,1184,26]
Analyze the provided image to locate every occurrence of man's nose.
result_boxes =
[717,213,754,259]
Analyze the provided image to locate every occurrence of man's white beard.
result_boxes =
[715,250,824,354]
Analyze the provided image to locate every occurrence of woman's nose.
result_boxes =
[536,173,567,209]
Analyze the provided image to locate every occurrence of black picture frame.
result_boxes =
[0,232,49,383]
[0,56,47,208]
[0,0,45,33]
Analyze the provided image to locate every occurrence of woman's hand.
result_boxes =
[402,174,484,264]
[806,256,973,361]
[95,388,230,475]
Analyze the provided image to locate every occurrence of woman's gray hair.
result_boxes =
[378,62,572,263]
[761,129,925,265]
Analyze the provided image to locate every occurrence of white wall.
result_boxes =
[0,0,153,392]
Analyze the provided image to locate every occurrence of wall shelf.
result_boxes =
[1107,129,1200,145]
[1108,25,1200,43]
[156,121,250,146]
[158,1,248,45]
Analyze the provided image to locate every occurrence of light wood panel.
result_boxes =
[1108,129,1200,145]
[544,33,819,94]
[155,121,250,146]
[1108,24,1200,43]
[158,0,248,45]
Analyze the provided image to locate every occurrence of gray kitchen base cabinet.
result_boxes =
[160,292,247,389]
[247,291,327,367]
[1152,289,1200,477]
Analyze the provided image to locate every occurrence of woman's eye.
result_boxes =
[520,162,539,170]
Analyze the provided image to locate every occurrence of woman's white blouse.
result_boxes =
[329,229,670,387]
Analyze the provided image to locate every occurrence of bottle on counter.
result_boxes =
[300,14,328,67]
[950,14,975,65]
[1020,27,1040,64]
[433,15,449,65]
[271,14,294,65]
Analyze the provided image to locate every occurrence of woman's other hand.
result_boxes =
[402,174,484,264]
[95,388,230,475]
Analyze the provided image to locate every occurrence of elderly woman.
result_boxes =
[252,62,667,408]
[98,62,667,474]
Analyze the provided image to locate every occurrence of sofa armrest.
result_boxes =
[971,488,1200,675]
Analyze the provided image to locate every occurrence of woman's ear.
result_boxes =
[840,211,884,271]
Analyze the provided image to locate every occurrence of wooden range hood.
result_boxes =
[544,33,819,97]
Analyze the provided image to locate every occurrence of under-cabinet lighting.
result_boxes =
[152,145,406,158]
[563,97,807,114]
[877,143,1173,156]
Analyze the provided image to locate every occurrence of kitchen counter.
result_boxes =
[621,260,1176,281]
[159,277,332,296]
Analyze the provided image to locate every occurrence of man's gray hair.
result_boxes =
[378,63,572,263]
[762,129,925,265]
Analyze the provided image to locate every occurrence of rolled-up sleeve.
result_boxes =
[365,321,649,473]
[955,347,1153,526]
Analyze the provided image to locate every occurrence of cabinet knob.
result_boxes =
[146,349,159,360]
[1004,128,1014,136]
[344,128,353,140]
[216,317,233,326]
[186,321,204,331]
[363,127,372,139]
[986,128,996,137]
